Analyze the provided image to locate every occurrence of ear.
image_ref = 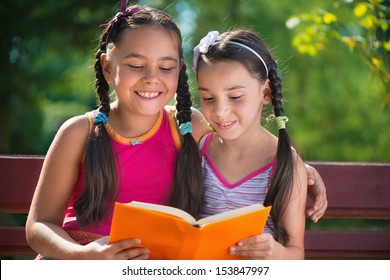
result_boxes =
[100,53,112,83]
[261,79,272,104]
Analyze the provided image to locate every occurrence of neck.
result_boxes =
[216,127,276,157]
[109,102,161,138]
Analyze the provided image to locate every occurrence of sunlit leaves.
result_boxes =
[371,57,382,68]
[341,36,356,52]
[353,2,368,17]
[384,41,390,51]
[359,14,377,29]
[287,0,390,108]
[323,12,337,24]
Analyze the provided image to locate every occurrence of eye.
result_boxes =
[129,65,143,69]
[160,67,175,72]
[202,97,214,102]
[229,95,242,100]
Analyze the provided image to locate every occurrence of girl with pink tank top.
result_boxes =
[26,3,206,260]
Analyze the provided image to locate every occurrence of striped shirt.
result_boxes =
[199,132,275,235]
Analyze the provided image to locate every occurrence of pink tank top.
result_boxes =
[62,108,180,235]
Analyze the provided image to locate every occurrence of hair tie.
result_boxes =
[179,122,192,135]
[100,3,140,28]
[94,111,108,125]
[276,116,289,130]
[121,0,128,13]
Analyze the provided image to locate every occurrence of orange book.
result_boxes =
[109,201,272,260]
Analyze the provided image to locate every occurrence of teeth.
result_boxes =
[219,121,234,127]
[137,91,160,98]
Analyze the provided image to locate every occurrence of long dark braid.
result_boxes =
[263,60,294,245]
[73,26,118,227]
[170,63,203,217]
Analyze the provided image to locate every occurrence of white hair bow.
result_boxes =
[192,31,220,72]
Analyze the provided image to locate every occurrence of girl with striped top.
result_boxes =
[193,29,308,259]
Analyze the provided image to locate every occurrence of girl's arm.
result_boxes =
[230,153,308,260]
[305,164,328,222]
[25,115,148,260]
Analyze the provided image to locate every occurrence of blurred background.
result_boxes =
[1,0,389,161]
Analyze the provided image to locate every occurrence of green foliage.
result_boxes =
[1,0,113,153]
[287,0,390,108]
[1,0,389,162]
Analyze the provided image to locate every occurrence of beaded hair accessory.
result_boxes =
[193,31,269,78]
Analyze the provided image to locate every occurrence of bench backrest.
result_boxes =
[1,155,389,259]
[305,161,390,259]
[0,155,43,257]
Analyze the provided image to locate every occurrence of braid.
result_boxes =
[175,64,192,124]
[170,63,203,217]
[73,31,118,227]
[264,61,294,245]
[94,47,111,116]
[269,61,284,117]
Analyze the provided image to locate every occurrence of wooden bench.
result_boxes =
[304,161,390,259]
[1,155,389,259]
[0,155,44,258]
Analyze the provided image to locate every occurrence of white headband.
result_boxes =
[193,31,269,78]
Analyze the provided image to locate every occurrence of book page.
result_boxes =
[128,201,197,225]
[197,203,265,226]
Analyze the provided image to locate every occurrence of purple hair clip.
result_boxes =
[100,0,141,28]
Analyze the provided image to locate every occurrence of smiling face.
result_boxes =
[101,26,182,116]
[197,60,271,141]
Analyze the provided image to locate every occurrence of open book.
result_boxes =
[109,201,271,260]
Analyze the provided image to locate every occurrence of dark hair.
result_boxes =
[196,29,294,245]
[74,5,203,226]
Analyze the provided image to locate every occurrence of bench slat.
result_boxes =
[0,226,36,256]
[0,155,44,213]
[305,230,390,259]
[308,162,390,218]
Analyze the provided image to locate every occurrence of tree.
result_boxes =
[0,0,116,153]
[287,0,390,109]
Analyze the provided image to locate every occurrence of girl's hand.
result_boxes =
[305,164,328,223]
[229,233,278,260]
[83,236,150,260]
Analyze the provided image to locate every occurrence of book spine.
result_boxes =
[178,225,202,259]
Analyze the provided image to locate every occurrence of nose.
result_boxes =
[143,67,159,84]
[214,99,230,119]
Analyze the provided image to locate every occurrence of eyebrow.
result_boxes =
[198,85,246,92]
[123,53,179,62]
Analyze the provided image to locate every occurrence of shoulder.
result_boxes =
[191,107,211,143]
[48,114,91,161]
[58,114,91,140]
